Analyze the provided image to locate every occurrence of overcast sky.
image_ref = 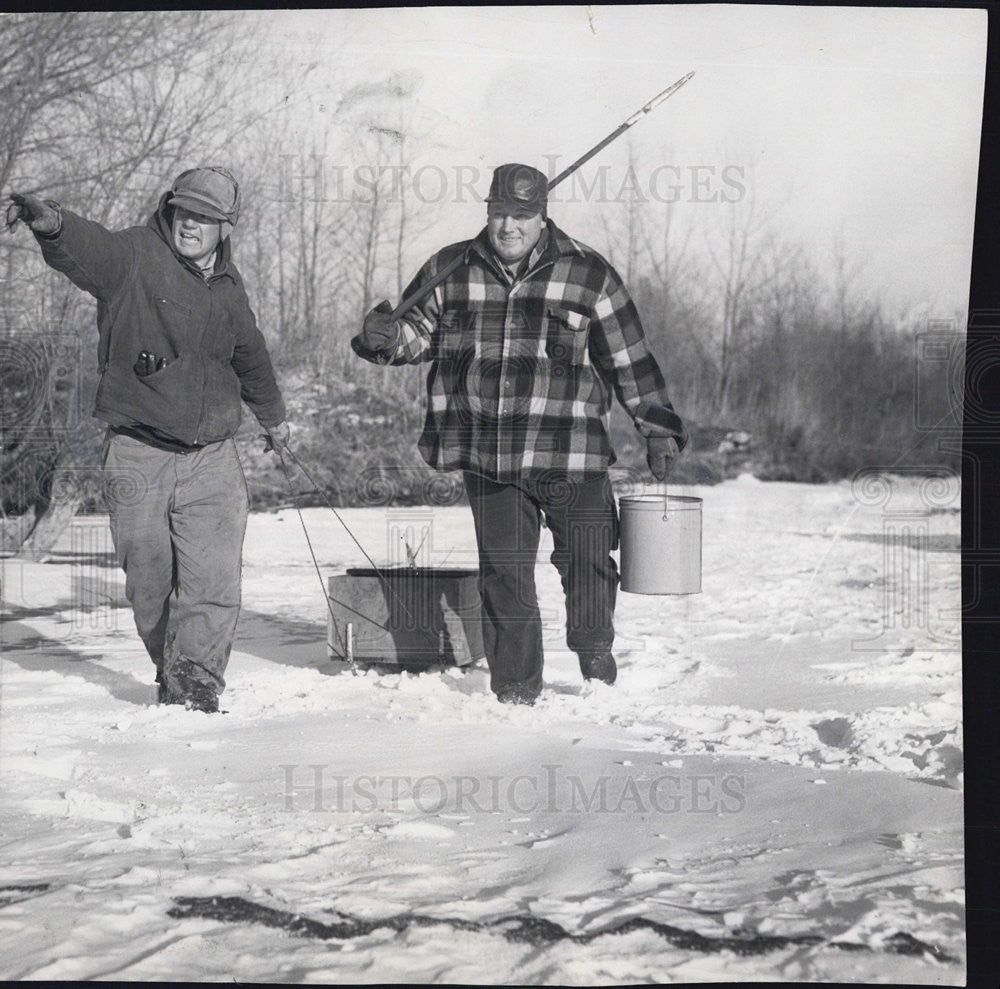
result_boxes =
[262,5,986,317]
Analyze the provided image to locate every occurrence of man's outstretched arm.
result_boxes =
[7,192,133,301]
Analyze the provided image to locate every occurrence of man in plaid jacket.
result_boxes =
[353,163,687,705]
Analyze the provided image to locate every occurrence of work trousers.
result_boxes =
[102,431,250,697]
[463,471,619,698]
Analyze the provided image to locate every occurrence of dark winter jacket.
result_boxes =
[34,194,286,447]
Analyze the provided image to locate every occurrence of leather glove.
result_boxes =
[361,300,400,353]
[262,420,290,454]
[6,192,61,235]
[647,435,681,481]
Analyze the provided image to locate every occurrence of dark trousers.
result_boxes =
[102,431,250,696]
[463,471,619,697]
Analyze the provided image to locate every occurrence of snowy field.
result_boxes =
[0,474,963,984]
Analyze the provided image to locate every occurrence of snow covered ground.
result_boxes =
[1,474,963,983]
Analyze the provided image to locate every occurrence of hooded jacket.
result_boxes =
[34,193,285,447]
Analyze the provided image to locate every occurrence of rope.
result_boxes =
[272,448,357,674]
[275,443,443,657]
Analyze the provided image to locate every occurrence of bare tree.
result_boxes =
[703,168,785,417]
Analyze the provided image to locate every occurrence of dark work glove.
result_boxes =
[262,420,290,454]
[647,435,681,481]
[6,192,61,235]
[361,300,400,353]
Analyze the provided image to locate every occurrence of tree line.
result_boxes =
[0,12,962,557]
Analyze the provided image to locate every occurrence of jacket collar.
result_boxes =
[149,191,235,281]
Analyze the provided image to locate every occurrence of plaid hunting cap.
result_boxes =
[486,163,547,214]
[168,167,241,225]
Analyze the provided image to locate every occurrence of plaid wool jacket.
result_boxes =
[353,221,687,481]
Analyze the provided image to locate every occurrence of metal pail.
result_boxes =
[619,494,702,594]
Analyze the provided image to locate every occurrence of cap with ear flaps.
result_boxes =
[168,167,241,226]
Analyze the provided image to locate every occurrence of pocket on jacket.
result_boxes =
[97,354,201,444]
[95,353,241,447]
[197,357,243,444]
[151,294,193,319]
[544,305,590,365]
[435,309,472,358]
[147,294,194,359]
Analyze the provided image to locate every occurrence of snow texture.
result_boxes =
[0,474,963,983]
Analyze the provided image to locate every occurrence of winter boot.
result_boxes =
[496,682,539,706]
[181,681,220,714]
[579,651,617,685]
[161,666,220,713]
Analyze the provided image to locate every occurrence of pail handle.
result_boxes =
[662,482,670,521]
